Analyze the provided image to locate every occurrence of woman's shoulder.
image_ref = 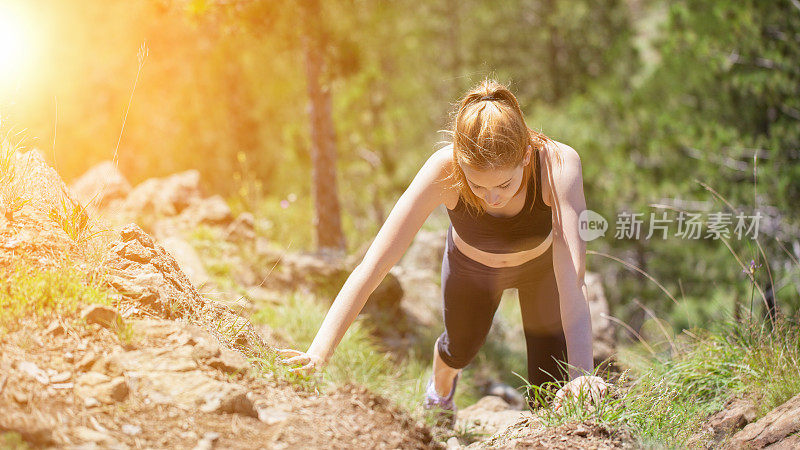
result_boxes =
[427,144,460,209]
[545,139,580,168]
[431,143,455,167]
[539,139,581,208]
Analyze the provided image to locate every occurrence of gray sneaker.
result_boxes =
[423,373,460,427]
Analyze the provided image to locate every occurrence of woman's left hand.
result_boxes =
[552,375,609,414]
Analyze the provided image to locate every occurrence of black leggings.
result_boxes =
[437,225,569,389]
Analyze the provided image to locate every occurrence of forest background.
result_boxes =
[1,0,798,336]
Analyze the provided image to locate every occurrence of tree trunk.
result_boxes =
[301,0,346,251]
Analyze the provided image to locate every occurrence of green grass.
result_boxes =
[0,431,30,450]
[0,260,114,335]
[520,314,800,449]
[251,291,447,414]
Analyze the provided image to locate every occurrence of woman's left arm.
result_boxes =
[545,142,594,380]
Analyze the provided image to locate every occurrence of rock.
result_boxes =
[44,320,64,337]
[123,170,202,216]
[701,397,758,442]
[446,436,463,449]
[191,337,222,361]
[50,371,71,383]
[122,424,141,436]
[207,348,250,375]
[116,238,154,264]
[193,431,221,450]
[16,361,49,384]
[199,383,257,417]
[456,396,531,437]
[76,351,100,372]
[397,228,446,272]
[74,426,118,445]
[75,372,129,404]
[765,433,800,449]
[255,403,291,425]
[104,223,202,319]
[484,381,526,410]
[12,390,28,404]
[279,250,405,314]
[368,270,404,314]
[243,286,281,305]
[103,224,271,359]
[111,341,259,418]
[69,161,132,209]
[225,212,256,241]
[726,393,800,449]
[178,195,233,226]
[158,236,210,288]
[81,305,124,329]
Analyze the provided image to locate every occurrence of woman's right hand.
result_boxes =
[276,348,325,376]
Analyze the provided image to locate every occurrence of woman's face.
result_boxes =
[459,145,532,209]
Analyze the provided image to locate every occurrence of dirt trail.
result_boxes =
[0,314,436,449]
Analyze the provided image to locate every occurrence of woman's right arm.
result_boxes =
[279,149,452,374]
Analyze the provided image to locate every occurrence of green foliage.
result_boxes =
[253,291,451,414]
[532,0,800,331]
[0,260,114,334]
[614,315,800,447]
[0,432,30,450]
[518,314,799,447]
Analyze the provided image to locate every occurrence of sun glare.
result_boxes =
[0,4,35,95]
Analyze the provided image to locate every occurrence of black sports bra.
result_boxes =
[446,149,553,254]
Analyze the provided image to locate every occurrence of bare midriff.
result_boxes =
[451,226,553,268]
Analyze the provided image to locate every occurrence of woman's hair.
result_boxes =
[438,78,563,217]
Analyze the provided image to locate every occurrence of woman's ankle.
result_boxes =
[433,369,460,398]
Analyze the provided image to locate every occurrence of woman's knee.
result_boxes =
[436,332,482,369]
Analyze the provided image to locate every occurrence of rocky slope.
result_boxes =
[0,151,437,449]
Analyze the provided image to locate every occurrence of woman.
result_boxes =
[278,78,608,417]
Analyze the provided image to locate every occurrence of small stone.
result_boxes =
[64,352,75,363]
[207,348,250,375]
[203,432,220,442]
[17,361,49,384]
[107,377,130,402]
[446,436,462,449]
[50,371,71,383]
[12,390,28,404]
[256,405,290,425]
[81,305,124,329]
[84,397,100,408]
[44,321,64,337]
[190,338,221,361]
[193,431,221,450]
[122,424,141,436]
[199,384,257,417]
[74,426,116,445]
[575,425,588,437]
[76,351,99,372]
[75,373,129,404]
